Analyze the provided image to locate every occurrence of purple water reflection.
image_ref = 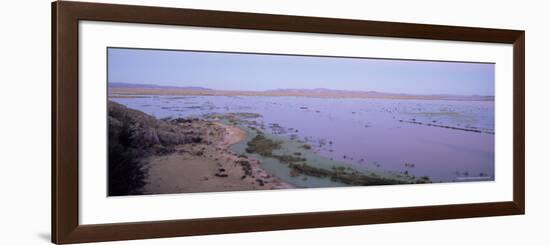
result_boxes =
[111,96,494,183]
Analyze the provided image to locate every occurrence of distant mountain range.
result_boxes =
[108,83,494,101]
[266,88,493,99]
[109,82,212,91]
[267,88,406,96]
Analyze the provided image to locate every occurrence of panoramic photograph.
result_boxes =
[107,47,495,196]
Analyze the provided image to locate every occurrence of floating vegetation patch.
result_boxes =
[269,123,289,134]
[245,133,282,157]
[287,162,420,185]
[398,120,494,134]
[205,112,262,123]
[227,112,262,118]
[406,111,463,118]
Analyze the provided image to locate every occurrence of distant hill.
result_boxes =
[265,88,494,101]
[109,85,493,101]
[109,82,212,91]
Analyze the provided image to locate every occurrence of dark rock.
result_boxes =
[107,101,214,196]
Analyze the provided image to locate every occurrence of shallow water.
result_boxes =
[111,95,495,184]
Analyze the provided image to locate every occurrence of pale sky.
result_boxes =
[108,47,495,96]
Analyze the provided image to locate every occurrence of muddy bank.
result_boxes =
[108,101,290,196]
[142,123,291,194]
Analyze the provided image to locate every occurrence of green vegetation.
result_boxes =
[291,162,409,185]
[228,112,262,118]
[415,176,431,184]
[246,133,306,163]
[277,154,307,164]
[245,133,282,156]
[245,132,420,186]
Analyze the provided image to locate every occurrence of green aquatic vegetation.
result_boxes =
[242,125,428,186]
[245,133,282,157]
[331,166,347,172]
[290,163,332,178]
[290,168,301,177]
[276,154,307,164]
[227,112,262,118]
[204,113,225,120]
[414,176,431,184]
[246,134,306,163]
[290,162,408,186]
[204,112,261,125]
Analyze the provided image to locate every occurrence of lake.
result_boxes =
[111,95,495,186]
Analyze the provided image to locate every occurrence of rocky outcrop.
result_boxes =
[108,101,207,196]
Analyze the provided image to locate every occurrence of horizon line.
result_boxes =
[108,82,495,97]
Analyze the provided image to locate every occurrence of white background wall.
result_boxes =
[1,0,547,244]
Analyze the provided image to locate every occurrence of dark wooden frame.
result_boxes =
[52,1,525,244]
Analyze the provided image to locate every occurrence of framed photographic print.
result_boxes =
[52,1,525,244]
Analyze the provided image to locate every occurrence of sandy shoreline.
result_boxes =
[142,120,292,195]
